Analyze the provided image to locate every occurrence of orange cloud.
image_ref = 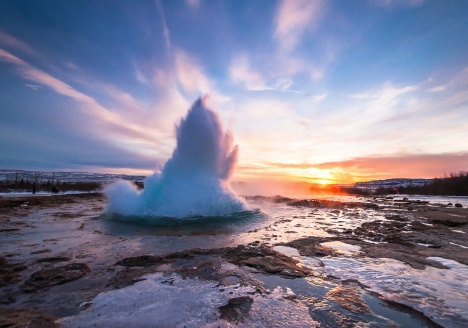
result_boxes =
[255,152,468,183]
[318,153,468,179]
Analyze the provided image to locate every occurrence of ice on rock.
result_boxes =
[58,273,319,327]
[321,256,468,327]
[273,245,300,258]
[319,241,361,254]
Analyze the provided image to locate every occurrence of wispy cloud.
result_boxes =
[349,82,419,123]
[0,48,154,144]
[25,84,41,90]
[371,0,425,8]
[334,73,468,160]
[446,89,468,105]
[275,0,325,53]
[230,55,266,90]
[227,0,331,91]
[429,85,446,92]
[349,83,418,101]
[271,0,334,83]
[174,50,211,93]
[426,67,468,105]
[65,62,78,70]
[155,0,171,50]
[0,30,35,54]
[451,67,468,87]
[229,55,298,92]
[186,0,201,8]
[312,93,327,102]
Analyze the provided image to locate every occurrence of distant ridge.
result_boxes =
[354,178,433,189]
[0,169,146,184]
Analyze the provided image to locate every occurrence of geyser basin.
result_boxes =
[105,97,247,218]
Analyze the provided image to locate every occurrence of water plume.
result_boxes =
[105,97,247,218]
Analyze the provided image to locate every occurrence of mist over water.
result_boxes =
[105,97,247,218]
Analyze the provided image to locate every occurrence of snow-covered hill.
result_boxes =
[354,178,433,189]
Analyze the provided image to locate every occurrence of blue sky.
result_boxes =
[1,0,467,183]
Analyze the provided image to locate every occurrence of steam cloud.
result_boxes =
[105,97,247,218]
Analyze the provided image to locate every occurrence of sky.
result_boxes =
[0,0,468,185]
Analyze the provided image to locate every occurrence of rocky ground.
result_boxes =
[0,193,467,327]
[282,198,468,270]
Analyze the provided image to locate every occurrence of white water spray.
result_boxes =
[105,97,247,218]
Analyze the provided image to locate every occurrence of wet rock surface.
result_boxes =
[309,284,398,328]
[222,244,310,277]
[36,256,72,263]
[284,227,462,270]
[109,244,309,292]
[351,211,468,267]
[219,296,253,322]
[0,257,26,288]
[23,263,91,293]
[282,237,338,258]
[0,307,59,328]
[280,199,468,270]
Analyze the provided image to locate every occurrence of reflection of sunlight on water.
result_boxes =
[98,198,388,251]
[96,197,404,250]
[9,193,465,253]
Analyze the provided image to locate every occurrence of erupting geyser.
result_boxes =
[105,97,247,218]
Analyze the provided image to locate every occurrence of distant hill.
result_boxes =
[351,172,468,196]
[0,169,146,184]
[353,178,433,189]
